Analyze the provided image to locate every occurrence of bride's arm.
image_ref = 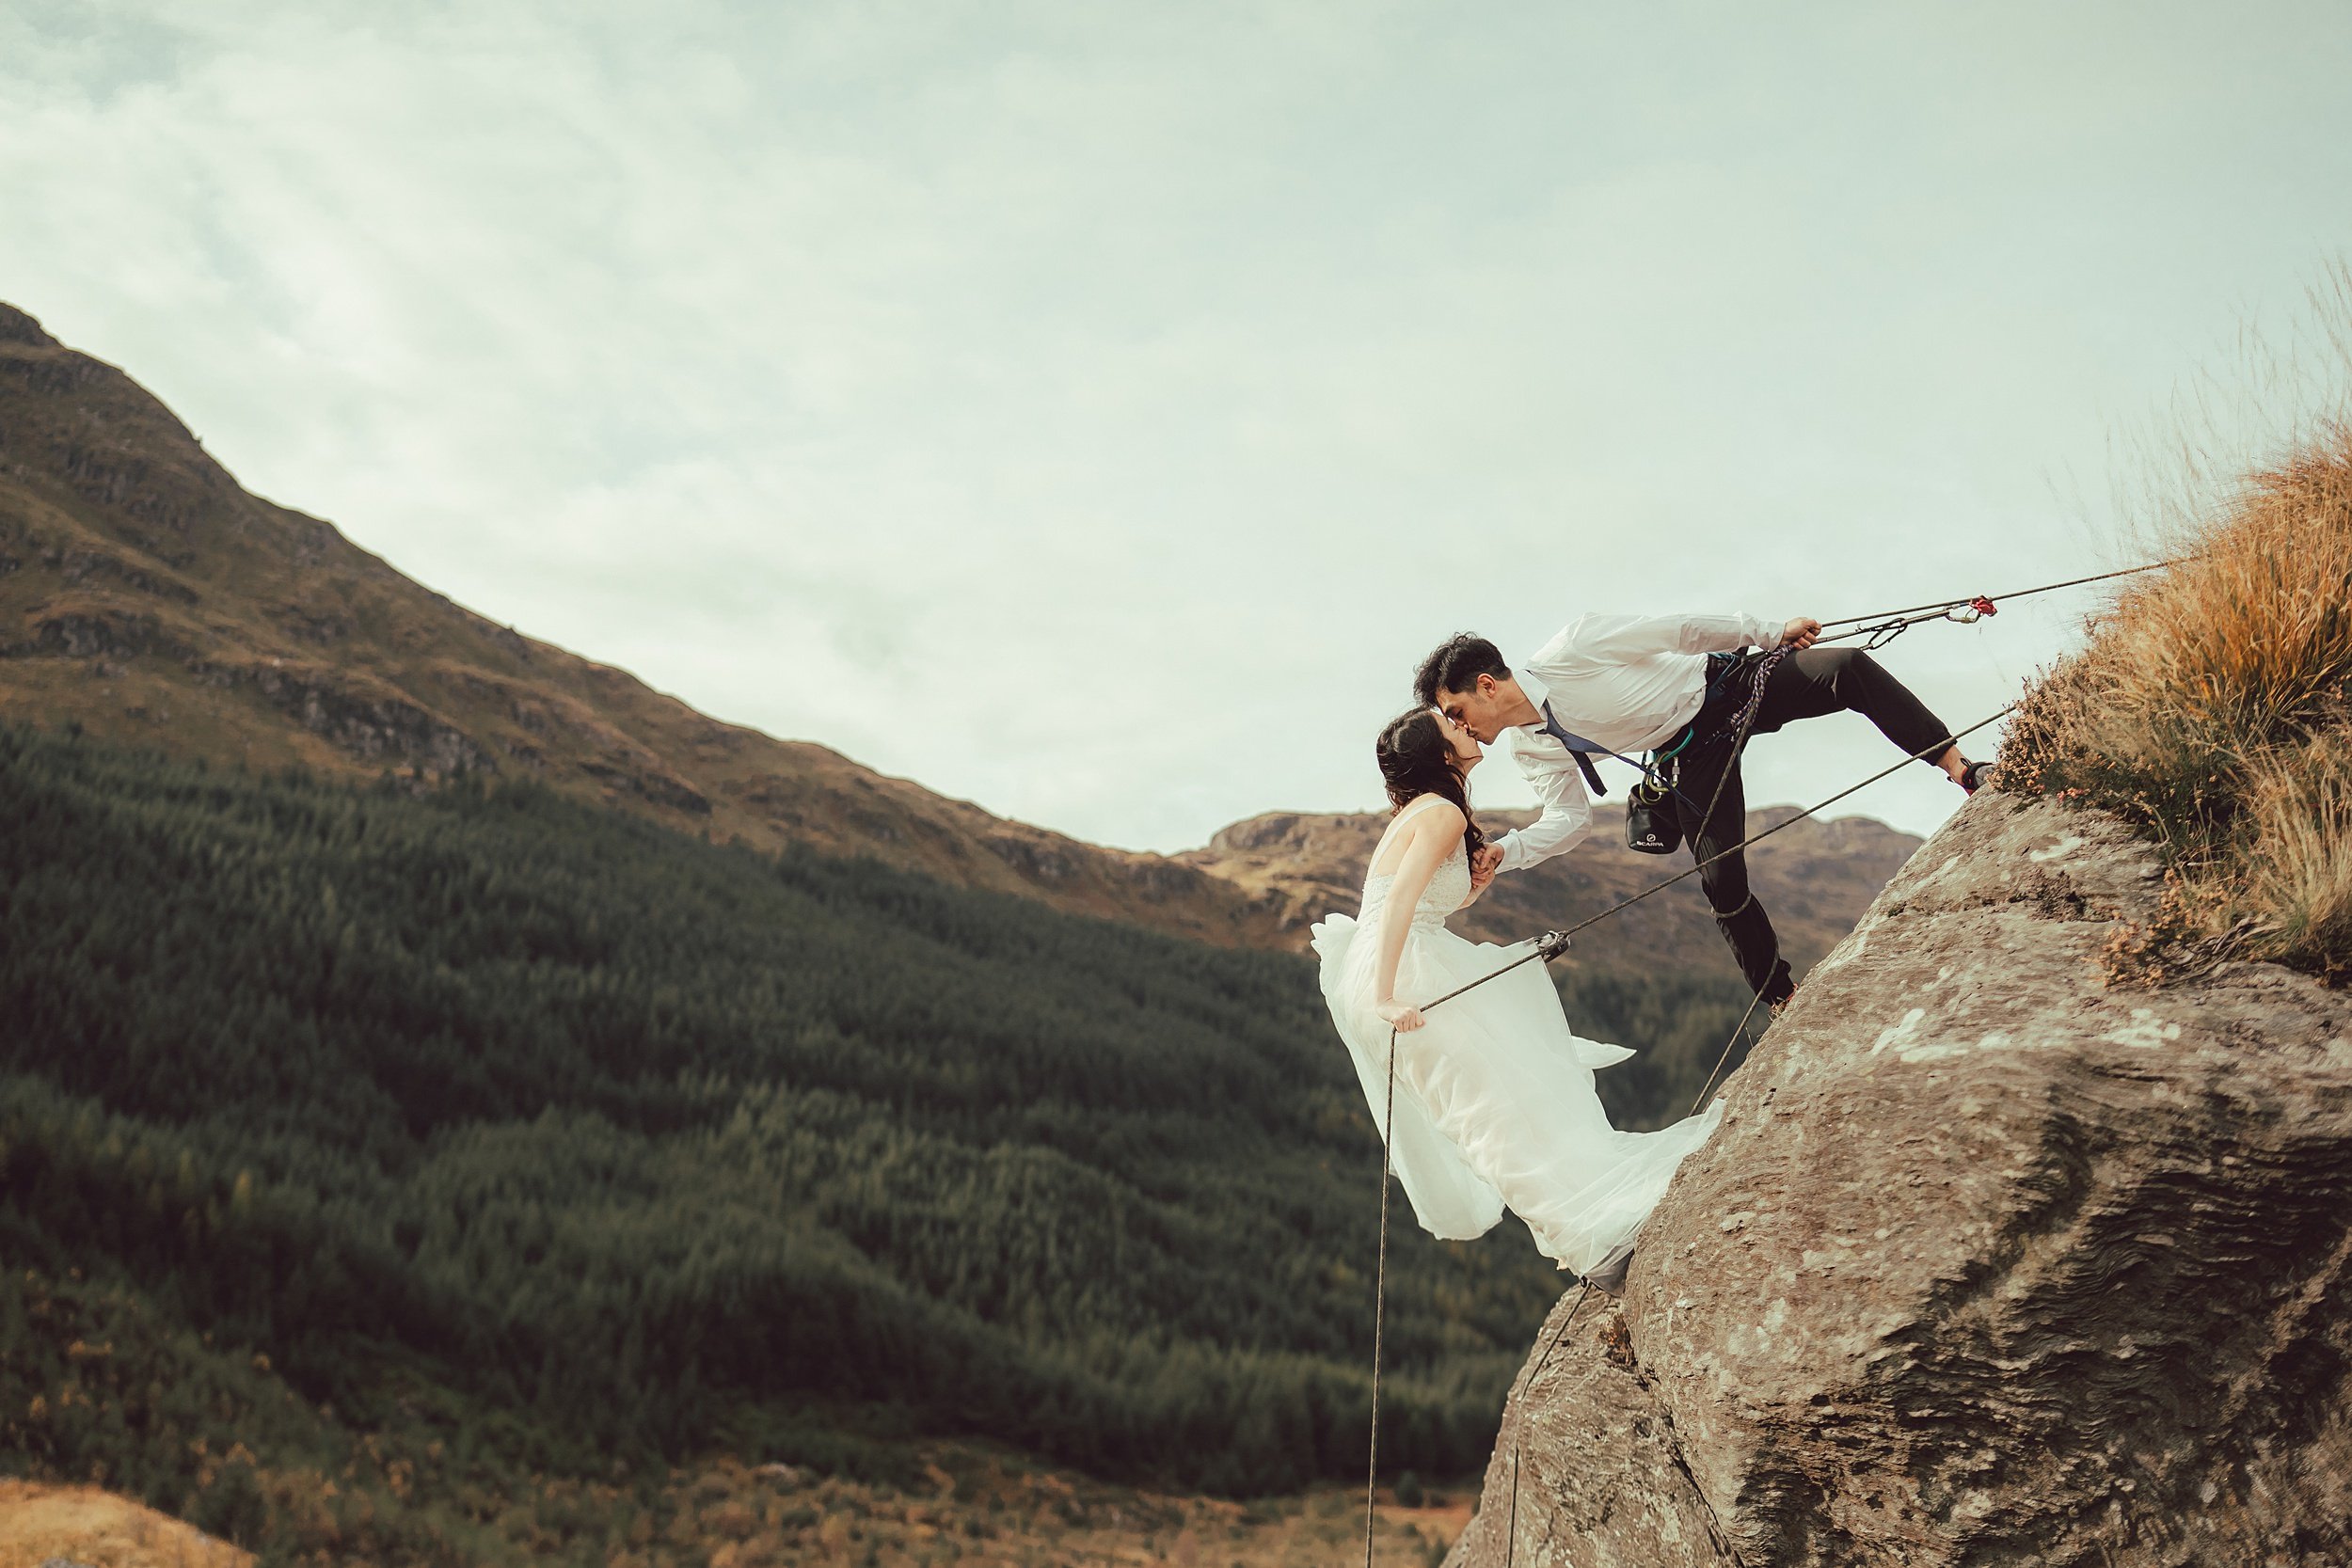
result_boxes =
[1374,801,1466,1032]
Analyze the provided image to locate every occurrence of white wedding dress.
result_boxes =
[1311,802,1724,1275]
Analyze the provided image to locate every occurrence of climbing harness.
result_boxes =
[1358,557,2186,1561]
[1565,561,2182,805]
[1356,704,2016,1564]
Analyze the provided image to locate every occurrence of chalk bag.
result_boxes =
[1626,774,1681,856]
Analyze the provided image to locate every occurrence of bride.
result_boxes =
[1311,706,1724,1289]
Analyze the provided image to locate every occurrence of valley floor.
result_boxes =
[2,1450,1468,1568]
[0,1480,251,1568]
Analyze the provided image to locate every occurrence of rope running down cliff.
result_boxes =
[1374,705,2013,1560]
[1359,702,2013,1567]
[1357,560,2178,1563]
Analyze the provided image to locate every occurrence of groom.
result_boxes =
[1416,613,1984,1009]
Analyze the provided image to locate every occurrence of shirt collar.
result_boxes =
[1511,666,1552,728]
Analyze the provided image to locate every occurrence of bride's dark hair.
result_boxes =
[1375,708,1486,862]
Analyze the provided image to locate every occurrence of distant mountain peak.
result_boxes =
[0,303,57,348]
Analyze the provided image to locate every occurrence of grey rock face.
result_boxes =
[1450,793,2352,1568]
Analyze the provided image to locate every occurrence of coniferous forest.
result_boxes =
[0,721,1765,1557]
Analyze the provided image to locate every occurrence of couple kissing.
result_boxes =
[1311,610,1989,1290]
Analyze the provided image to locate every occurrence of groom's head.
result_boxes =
[1416,634,1518,742]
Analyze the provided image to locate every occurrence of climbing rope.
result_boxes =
[1502,1281,1594,1566]
[1355,702,2016,1562]
[1356,558,2194,1561]
[1404,703,2016,1019]
[1815,559,2185,651]
[1689,643,1788,857]
[1486,986,1760,1567]
[1689,983,1770,1119]
[1556,559,2179,797]
[1362,1001,1400,1568]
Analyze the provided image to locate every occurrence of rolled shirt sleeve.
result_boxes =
[1491,745,1596,873]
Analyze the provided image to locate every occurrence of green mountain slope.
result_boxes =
[0,721,1550,1511]
[0,301,1285,948]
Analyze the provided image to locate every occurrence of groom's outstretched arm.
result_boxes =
[1552,610,1784,663]
[1476,743,1593,879]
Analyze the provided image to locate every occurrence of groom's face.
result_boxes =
[1437,673,1510,743]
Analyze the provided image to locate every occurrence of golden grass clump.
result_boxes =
[2002,423,2352,979]
[2241,729,2352,979]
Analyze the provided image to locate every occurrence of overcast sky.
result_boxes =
[6,2,2350,853]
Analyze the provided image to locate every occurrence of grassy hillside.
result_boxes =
[0,301,1285,948]
[0,299,1915,984]
[0,721,1816,1559]
[0,721,1554,1526]
[2003,425,2352,979]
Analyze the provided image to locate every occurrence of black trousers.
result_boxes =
[1666,648,1956,1006]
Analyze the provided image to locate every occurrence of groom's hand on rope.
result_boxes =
[1781,616,1822,650]
[1375,1000,1426,1033]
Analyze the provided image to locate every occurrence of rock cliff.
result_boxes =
[1447,791,2352,1567]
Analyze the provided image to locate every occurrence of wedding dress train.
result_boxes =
[1311,809,1723,1276]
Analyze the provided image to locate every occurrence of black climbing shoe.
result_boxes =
[1582,1252,1631,1298]
[1961,759,1997,795]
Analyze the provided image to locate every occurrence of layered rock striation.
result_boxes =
[1448,792,2352,1567]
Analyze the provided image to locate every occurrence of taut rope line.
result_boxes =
[1358,559,2187,1560]
[1406,703,2017,1019]
[1355,701,2016,1563]
[1689,983,1769,1119]
[1816,559,2186,650]
[1502,1281,1595,1567]
[1816,559,2182,629]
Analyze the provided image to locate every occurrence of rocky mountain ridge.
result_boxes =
[1445,790,2352,1566]
[1182,804,1921,976]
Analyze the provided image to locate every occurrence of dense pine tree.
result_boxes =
[0,721,1759,1514]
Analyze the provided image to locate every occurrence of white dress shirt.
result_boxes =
[1491,611,1781,874]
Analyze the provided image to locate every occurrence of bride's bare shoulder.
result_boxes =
[1400,794,1467,832]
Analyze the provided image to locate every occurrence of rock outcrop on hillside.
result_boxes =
[1182,805,1918,972]
[1447,792,2352,1567]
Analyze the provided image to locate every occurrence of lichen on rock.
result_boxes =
[1449,791,2352,1568]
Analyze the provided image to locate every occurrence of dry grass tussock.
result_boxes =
[2002,423,2352,980]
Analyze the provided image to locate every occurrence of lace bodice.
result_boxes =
[1360,837,1472,934]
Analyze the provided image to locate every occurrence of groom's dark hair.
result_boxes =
[1414,634,1511,708]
